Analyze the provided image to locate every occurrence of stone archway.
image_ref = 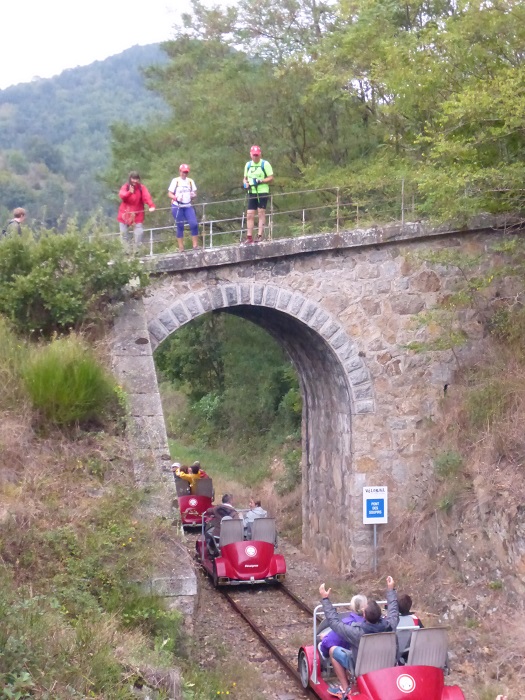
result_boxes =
[145,282,375,571]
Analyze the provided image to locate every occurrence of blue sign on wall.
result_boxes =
[366,498,385,518]
[363,486,388,524]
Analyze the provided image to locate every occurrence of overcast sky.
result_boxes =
[0,0,192,89]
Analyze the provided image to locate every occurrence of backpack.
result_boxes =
[1,219,19,237]
[246,160,267,178]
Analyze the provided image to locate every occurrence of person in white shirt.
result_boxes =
[168,164,199,251]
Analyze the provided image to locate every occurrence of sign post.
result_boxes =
[362,486,388,572]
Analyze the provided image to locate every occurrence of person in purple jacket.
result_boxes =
[319,594,368,659]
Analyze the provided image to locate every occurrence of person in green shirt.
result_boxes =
[243,145,274,243]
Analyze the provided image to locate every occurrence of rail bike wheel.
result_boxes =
[298,649,309,689]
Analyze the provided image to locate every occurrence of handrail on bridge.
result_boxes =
[94,183,419,257]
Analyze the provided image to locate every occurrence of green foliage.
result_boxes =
[433,451,463,479]
[22,335,120,427]
[0,231,147,336]
[437,493,456,514]
[157,314,301,454]
[466,381,509,430]
[0,572,136,699]
[275,448,302,495]
[0,316,27,410]
[488,579,503,591]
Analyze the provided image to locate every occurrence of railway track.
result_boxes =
[220,584,319,699]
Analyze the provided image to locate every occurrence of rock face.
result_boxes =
[112,223,519,574]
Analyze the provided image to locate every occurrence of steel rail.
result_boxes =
[220,586,319,699]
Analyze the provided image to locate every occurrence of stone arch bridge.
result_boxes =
[111,219,507,572]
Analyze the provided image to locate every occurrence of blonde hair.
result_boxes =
[350,594,367,616]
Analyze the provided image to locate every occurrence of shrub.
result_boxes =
[466,381,508,430]
[0,231,147,337]
[22,335,119,427]
[433,450,463,479]
[0,316,27,410]
[275,447,302,495]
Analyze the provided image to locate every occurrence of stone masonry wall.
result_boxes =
[113,223,510,573]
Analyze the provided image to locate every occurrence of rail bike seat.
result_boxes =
[352,631,397,679]
[251,517,277,545]
[406,627,450,673]
[174,477,191,497]
[219,518,244,549]
[194,478,213,498]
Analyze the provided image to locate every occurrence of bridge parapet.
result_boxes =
[147,213,506,274]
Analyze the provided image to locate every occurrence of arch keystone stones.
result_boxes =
[147,282,375,415]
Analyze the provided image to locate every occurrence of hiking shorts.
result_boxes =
[247,194,269,211]
[332,646,354,670]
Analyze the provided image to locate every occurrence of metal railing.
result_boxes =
[93,182,421,256]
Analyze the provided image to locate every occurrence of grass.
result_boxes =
[168,438,271,487]
[22,334,119,427]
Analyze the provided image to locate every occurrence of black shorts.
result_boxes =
[247,193,269,211]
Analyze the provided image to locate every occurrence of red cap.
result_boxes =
[179,163,190,172]
[250,145,261,156]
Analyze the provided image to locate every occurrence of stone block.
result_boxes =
[289,294,306,316]
[224,285,239,306]
[149,573,198,597]
[184,294,202,318]
[128,415,169,452]
[299,302,317,323]
[158,309,179,332]
[117,356,160,394]
[239,284,252,304]
[320,321,339,340]
[354,399,375,414]
[112,335,153,357]
[113,299,149,333]
[197,290,213,312]
[209,287,224,309]
[264,285,278,307]
[348,367,369,385]
[390,294,426,315]
[148,320,168,343]
[128,393,165,417]
[276,289,292,310]
[253,284,264,305]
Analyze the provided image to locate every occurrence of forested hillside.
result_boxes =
[0,44,168,226]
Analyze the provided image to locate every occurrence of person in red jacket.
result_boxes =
[117,171,155,250]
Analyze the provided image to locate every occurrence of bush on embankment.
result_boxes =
[22,334,122,428]
[0,229,146,337]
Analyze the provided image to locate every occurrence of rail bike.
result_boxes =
[195,514,286,587]
[298,604,465,699]
[174,476,213,529]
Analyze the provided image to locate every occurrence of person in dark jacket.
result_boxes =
[204,494,239,555]
[396,592,424,664]
[319,576,399,698]
[2,207,26,237]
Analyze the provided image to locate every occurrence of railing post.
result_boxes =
[302,207,306,235]
[201,203,206,249]
[209,220,213,249]
[336,187,340,233]
[401,178,405,227]
[149,228,153,257]
[269,194,274,240]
